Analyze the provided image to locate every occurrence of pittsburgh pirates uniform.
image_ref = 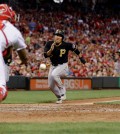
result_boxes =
[44,40,80,100]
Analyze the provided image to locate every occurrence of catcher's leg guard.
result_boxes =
[0,87,8,102]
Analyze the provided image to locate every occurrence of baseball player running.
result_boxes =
[0,4,28,102]
[44,29,86,104]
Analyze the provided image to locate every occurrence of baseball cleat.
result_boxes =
[2,90,8,101]
[61,94,66,101]
[56,98,62,104]
[0,88,8,102]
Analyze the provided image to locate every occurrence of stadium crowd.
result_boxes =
[8,1,120,77]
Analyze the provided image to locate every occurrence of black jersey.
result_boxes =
[44,41,80,66]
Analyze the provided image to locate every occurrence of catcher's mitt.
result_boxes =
[2,46,13,65]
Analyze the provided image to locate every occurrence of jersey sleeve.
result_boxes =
[68,43,80,55]
[14,31,27,51]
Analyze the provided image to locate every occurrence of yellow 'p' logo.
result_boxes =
[60,49,66,57]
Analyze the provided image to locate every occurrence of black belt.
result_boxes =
[52,62,67,66]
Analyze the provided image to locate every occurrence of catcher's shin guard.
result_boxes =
[0,87,8,102]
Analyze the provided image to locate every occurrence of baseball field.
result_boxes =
[0,90,120,134]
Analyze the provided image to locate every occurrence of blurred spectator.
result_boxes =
[8,1,120,77]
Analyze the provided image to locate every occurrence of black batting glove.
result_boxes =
[79,57,86,64]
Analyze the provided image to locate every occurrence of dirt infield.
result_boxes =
[0,97,120,123]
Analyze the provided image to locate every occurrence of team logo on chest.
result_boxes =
[60,49,66,57]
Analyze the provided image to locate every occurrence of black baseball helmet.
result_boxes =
[54,29,64,39]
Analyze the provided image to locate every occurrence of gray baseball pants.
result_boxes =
[48,63,68,98]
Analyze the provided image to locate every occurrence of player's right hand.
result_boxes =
[46,42,56,56]
[50,42,56,51]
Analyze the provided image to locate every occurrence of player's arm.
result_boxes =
[70,43,86,64]
[79,54,86,64]
[14,31,28,65]
[17,48,28,65]
[44,41,55,57]
[3,46,13,65]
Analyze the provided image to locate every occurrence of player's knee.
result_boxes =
[0,87,8,102]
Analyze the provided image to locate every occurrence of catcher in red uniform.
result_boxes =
[0,4,28,102]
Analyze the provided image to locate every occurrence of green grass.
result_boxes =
[2,89,120,104]
[1,90,120,134]
[0,122,120,134]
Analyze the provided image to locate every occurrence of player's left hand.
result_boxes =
[79,57,86,64]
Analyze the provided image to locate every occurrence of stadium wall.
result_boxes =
[30,77,91,90]
[6,76,120,90]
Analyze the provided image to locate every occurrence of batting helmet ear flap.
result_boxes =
[54,29,64,39]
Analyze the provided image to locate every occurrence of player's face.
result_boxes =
[54,35,62,43]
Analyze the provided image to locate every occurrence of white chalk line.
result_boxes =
[94,99,120,103]
[63,99,120,106]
